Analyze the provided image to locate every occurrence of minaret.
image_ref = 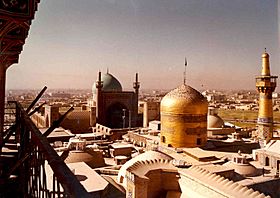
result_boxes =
[96,71,103,124]
[133,73,140,96]
[256,50,278,144]
[132,73,140,127]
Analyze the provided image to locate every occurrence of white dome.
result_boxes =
[117,150,172,186]
[208,114,224,128]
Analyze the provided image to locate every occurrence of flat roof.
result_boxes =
[183,147,215,160]
[111,143,133,149]
[67,162,108,192]
[77,132,104,138]
[46,162,108,193]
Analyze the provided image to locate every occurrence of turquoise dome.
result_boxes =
[92,73,122,95]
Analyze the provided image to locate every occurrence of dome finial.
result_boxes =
[264,48,267,53]
[184,57,187,85]
[106,68,109,74]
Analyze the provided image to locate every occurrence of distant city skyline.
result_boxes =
[6,0,279,91]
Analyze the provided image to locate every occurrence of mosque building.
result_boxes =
[31,71,140,133]
[90,71,140,129]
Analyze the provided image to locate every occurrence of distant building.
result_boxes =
[32,71,140,133]
[139,100,160,127]
[31,104,94,133]
[202,91,226,103]
[253,140,280,172]
[48,92,71,99]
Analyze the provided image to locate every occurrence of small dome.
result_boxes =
[208,114,224,128]
[161,84,208,114]
[92,72,122,95]
[207,107,224,128]
[223,161,258,177]
[223,153,258,177]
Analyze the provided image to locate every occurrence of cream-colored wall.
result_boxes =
[179,175,226,198]
[127,175,148,198]
[128,170,180,198]
[143,101,160,127]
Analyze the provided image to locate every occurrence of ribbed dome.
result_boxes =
[117,151,172,186]
[92,72,122,95]
[161,84,208,114]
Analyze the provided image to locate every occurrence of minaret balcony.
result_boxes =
[133,82,140,89]
[256,81,276,88]
[96,81,103,89]
[256,76,277,88]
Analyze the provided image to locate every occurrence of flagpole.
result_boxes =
[184,58,187,85]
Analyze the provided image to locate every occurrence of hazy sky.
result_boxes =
[6,0,279,91]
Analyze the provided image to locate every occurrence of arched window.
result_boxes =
[161,135,166,143]
[120,176,124,183]
[265,157,270,166]
[45,114,49,127]
[197,138,202,145]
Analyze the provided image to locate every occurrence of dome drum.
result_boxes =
[161,114,207,148]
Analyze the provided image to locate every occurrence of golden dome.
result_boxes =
[161,84,208,114]
[160,84,208,148]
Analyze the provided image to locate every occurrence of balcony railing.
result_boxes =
[0,101,91,197]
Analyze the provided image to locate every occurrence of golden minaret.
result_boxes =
[256,50,277,144]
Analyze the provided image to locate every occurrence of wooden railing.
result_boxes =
[1,101,91,197]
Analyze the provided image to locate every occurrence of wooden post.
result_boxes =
[0,65,6,147]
